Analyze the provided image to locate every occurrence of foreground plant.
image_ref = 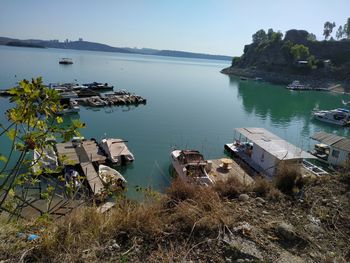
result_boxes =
[0,77,84,218]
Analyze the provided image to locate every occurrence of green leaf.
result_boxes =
[0,154,7,163]
[6,128,16,141]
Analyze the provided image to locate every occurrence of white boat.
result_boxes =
[170,150,213,186]
[99,138,134,165]
[312,108,350,126]
[98,164,126,190]
[59,58,73,64]
[59,99,80,115]
[302,159,328,176]
[32,146,58,175]
[286,80,307,90]
[342,100,350,107]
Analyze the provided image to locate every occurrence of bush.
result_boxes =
[213,176,247,199]
[274,164,302,195]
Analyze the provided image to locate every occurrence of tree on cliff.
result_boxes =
[252,29,267,44]
[0,77,84,217]
[267,29,283,42]
[290,44,309,61]
[344,18,350,39]
[307,33,317,41]
[336,25,344,40]
[323,21,336,40]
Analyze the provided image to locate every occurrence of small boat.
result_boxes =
[98,164,126,190]
[312,108,350,126]
[170,149,213,186]
[77,88,100,97]
[286,80,307,90]
[87,96,107,107]
[83,82,114,90]
[240,77,248,81]
[302,160,328,176]
[99,138,134,165]
[309,143,330,162]
[58,99,80,115]
[59,58,73,64]
[254,77,263,81]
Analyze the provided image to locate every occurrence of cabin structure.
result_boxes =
[225,127,315,177]
[310,131,350,167]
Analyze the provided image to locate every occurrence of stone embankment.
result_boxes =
[221,66,350,92]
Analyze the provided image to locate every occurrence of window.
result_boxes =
[331,150,339,158]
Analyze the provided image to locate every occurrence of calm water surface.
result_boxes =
[1,45,350,196]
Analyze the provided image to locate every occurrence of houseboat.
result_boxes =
[225,127,315,177]
[59,58,73,64]
[310,131,350,168]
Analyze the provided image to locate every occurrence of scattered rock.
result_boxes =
[276,222,298,241]
[238,194,249,202]
[346,191,350,199]
[255,197,266,203]
[223,234,263,261]
[304,223,324,236]
[277,251,306,263]
[262,210,269,215]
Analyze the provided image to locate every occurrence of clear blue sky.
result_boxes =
[0,0,349,56]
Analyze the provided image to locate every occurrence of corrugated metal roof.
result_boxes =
[310,131,343,145]
[235,128,315,160]
[311,131,350,152]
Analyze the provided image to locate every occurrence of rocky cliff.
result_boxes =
[222,30,350,86]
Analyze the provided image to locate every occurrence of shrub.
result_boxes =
[274,164,302,195]
[213,176,247,199]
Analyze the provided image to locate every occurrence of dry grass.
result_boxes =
[213,176,248,199]
[274,164,302,195]
[252,176,283,201]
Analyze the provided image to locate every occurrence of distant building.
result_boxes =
[323,59,331,69]
[297,60,308,67]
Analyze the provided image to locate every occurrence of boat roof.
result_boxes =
[103,138,133,156]
[235,127,315,160]
[311,131,350,152]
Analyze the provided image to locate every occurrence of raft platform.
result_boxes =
[207,158,254,186]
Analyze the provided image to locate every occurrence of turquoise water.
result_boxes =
[1,45,350,196]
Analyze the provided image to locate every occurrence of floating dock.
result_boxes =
[207,158,254,185]
[56,140,107,196]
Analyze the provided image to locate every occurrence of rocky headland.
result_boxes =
[222,29,350,91]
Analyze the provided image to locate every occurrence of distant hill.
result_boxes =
[0,36,232,61]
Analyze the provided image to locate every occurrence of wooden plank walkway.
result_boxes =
[207,159,254,186]
[81,162,104,196]
[56,140,107,196]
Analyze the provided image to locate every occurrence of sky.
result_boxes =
[0,0,349,56]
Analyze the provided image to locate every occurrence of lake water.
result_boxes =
[1,45,350,196]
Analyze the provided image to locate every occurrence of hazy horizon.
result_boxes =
[1,0,349,56]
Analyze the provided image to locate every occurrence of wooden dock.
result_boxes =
[56,139,107,196]
[207,158,254,186]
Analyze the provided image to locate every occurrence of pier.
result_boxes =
[56,139,107,196]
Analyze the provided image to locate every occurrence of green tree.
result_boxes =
[307,33,317,41]
[252,29,267,44]
[290,44,310,61]
[0,77,84,217]
[344,18,350,39]
[267,29,283,42]
[336,25,344,40]
[323,21,336,40]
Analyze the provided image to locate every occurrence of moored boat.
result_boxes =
[312,108,350,126]
[170,149,213,186]
[58,99,80,115]
[98,164,126,190]
[99,138,135,165]
[286,80,307,90]
[59,58,73,64]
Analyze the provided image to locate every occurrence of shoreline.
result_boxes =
[221,66,350,94]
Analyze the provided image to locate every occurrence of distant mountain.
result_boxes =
[0,36,232,61]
